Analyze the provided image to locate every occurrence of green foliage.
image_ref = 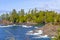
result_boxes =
[0,8,60,24]
[10,9,19,23]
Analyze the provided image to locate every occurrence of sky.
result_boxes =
[0,0,60,15]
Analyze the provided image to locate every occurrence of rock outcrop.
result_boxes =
[37,23,60,37]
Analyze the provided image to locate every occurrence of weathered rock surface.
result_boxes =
[37,23,60,37]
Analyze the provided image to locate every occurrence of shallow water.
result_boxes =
[0,25,51,40]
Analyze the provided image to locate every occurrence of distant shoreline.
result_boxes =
[0,22,37,26]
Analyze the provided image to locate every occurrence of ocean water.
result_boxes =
[0,25,51,40]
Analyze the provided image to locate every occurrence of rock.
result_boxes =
[38,23,60,37]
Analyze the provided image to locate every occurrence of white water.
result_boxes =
[0,24,32,28]
[22,25,32,28]
[34,27,38,28]
[0,25,15,28]
[0,26,9,27]
[32,35,48,38]
[26,30,49,38]
[26,30,43,35]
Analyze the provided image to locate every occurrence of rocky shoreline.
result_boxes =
[0,20,37,26]
[34,23,60,38]
[26,23,60,38]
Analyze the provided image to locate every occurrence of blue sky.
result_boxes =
[0,0,60,12]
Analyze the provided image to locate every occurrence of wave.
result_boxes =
[22,25,32,28]
[32,35,48,38]
[26,30,43,35]
[26,30,48,38]
[34,27,38,28]
[0,25,14,28]
[26,30,34,35]
[0,24,32,28]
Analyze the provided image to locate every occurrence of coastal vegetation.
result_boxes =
[0,8,60,25]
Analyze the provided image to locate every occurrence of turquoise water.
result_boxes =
[0,25,51,40]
